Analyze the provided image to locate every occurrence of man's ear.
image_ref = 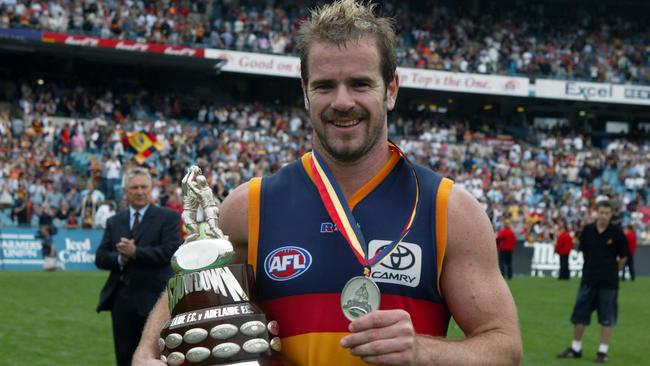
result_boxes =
[386,74,400,111]
[301,79,310,110]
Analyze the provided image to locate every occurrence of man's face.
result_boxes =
[126,174,152,209]
[596,206,612,227]
[302,37,398,163]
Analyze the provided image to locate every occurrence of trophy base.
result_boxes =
[160,301,279,366]
[161,265,287,366]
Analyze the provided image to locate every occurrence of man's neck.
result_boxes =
[596,221,608,233]
[315,143,392,200]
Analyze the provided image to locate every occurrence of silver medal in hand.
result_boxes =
[340,276,381,321]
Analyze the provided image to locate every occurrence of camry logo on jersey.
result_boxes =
[320,222,339,233]
[379,245,416,270]
[264,246,312,281]
[368,240,422,287]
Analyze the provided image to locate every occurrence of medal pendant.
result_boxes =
[340,276,381,321]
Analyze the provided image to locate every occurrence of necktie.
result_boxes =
[130,211,140,238]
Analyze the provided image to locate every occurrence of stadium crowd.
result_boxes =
[1,0,649,84]
[1,78,649,247]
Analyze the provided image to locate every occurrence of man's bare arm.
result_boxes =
[131,292,169,365]
[218,182,250,261]
[426,185,522,365]
[132,182,251,365]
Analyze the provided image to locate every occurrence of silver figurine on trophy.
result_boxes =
[158,166,285,366]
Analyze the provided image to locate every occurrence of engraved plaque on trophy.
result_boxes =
[159,166,286,366]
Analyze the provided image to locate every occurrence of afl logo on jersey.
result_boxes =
[264,246,312,281]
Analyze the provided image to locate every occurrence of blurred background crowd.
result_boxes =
[1,77,648,244]
[1,0,648,84]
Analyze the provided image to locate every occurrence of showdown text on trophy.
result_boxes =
[158,166,283,366]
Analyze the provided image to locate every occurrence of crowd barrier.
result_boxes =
[513,242,648,278]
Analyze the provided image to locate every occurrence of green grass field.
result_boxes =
[0,272,647,365]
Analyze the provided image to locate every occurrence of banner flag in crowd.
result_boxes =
[121,131,163,163]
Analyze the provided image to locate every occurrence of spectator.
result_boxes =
[557,200,628,363]
[11,188,31,226]
[0,181,12,209]
[55,199,78,228]
[104,155,122,201]
[94,200,116,229]
[38,224,60,271]
[555,223,574,280]
[622,224,637,281]
[37,202,55,228]
[80,180,105,228]
[496,219,518,280]
[44,181,65,211]
[65,186,82,217]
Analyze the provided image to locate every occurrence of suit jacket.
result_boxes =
[95,204,181,316]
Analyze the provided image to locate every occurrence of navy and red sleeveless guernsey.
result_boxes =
[247,146,454,366]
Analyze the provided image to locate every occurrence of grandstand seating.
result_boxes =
[1,91,648,243]
[0,0,648,84]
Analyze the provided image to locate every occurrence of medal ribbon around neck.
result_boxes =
[309,140,420,277]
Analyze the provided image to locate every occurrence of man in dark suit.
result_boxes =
[95,167,181,366]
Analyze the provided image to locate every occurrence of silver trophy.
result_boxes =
[159,166,286,366]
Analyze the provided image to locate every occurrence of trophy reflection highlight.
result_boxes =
[159,166,283,366]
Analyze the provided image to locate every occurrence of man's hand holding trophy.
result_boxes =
[158,166,284,366]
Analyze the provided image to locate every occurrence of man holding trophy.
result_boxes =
[134,0,522,365]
